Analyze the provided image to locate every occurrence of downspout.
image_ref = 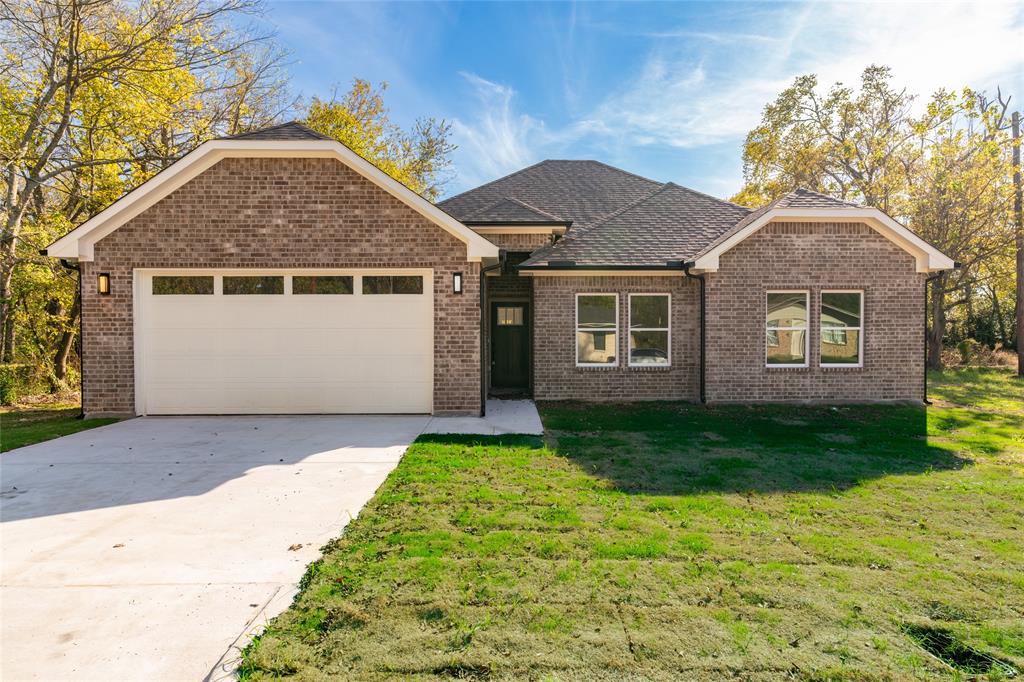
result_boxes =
[479,254,504,417]
[58,258,84,419]
[683,263,706,404]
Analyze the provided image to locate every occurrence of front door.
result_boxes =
[491,302,530,393]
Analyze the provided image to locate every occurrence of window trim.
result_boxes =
[575,293,619,368]
[765,289,809,368]
[820,289,864,368]
[627,293,671,368]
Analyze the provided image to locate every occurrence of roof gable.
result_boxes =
[46,134,498,262]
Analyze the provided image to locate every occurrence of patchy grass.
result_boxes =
[241,371,1024,680]
[0,404,117,452]
[929,366,1024,416]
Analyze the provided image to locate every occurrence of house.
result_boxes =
[45,122,954,417]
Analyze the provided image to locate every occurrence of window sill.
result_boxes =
[821,365,864,371]
[765,365,810,372]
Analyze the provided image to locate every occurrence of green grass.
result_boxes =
[0,404,117,452]
[240,368,1024,680]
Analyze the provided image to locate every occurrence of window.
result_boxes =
[821,291,863,366]
[629,294,670,366]
[766,291,808,367]
[152,276,213,295]
[293,275,353,295]
[223,276,284,295]
[496,306,524,326]
[576,294,617,366]
[362,275,423,294]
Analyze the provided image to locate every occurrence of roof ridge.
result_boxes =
[667,182,751,211]
[462,195,566,222]
[548,182,671,248]
[572,159,662,186]
[501,196,566,222]
[225,120,334,141]
[437,160,548,206]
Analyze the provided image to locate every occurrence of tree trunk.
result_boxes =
[53,297,80,383]
[928,276,946,370]
[1012,111,1023,376]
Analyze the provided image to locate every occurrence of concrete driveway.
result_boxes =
[0,415,430,681]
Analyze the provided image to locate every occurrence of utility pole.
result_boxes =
[1013,111,1023,377]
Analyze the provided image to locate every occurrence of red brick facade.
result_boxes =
[704,221,925,402]
[82,157,481,416]
[531,275,700,401]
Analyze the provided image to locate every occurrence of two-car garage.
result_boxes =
[134,269,433,414]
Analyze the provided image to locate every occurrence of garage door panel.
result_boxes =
[139,271,434,414]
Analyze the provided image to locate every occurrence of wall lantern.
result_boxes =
[453,272,463,294]
[97,273,111,296]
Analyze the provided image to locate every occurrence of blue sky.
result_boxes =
[264,1,1024,200]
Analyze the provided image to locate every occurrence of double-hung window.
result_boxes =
[821,290,863,366]
[576,294,618,366]
[628,294,670,366]
[766,291,808,367]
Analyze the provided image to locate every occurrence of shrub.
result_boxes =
[0,364,48,405]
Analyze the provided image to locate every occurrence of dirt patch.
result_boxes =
[817,433,856,444]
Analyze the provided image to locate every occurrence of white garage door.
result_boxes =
[135,270,433,414]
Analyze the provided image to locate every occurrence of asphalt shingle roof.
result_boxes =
[438,160,663,228]
[462,197,569,225]
[223,121,333,141]
[521,183,752,268]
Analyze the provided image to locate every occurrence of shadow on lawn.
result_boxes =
[540,402,984,495]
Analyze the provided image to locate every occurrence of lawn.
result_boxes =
[0,404,118,452]
[237,369,1021,680]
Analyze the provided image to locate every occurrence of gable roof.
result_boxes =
[462,196,570,225]
[223,121,333,141]
[520,183,751,269]
[690,189,954,273]
[45,126,498,262]
[439,160,662,228]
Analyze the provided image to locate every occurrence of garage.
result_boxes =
[134,269,433,414]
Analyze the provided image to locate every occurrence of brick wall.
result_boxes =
[82,157,481,416]
[532,275,699,401]
[704,221,925,402]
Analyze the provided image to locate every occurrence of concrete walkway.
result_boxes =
[0,401,541,681]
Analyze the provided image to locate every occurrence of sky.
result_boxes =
[263,1,1024,200]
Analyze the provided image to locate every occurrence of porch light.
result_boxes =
[453,272,463,294]
[97,273,111,295]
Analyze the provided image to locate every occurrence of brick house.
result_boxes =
[45,122,954,417]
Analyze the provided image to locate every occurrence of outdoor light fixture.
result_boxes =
[453,272,463,294]
[97,273,111,295]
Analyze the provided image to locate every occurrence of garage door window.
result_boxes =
[152,276,214,295]
[362,275,423,295]
[223,276,284,295]
[293,275,353,295]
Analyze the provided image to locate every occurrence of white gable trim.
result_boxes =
[470,225,567,235]
[45,139,499,262]
[690,207,955,274]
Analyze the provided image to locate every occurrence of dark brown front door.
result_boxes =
[491,302,530,392]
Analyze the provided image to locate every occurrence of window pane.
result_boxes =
[362,275,423,294]
[496,306,523,326]
[223,276,283,295]
[822,292,861,328]
[293,276,353,295]
[630,330,669,365]
[577,331,616,364]
[578,295,616,328]
[152,276,213,295]
[630,295,669,328]
[766,329,806,365]
[822,329,860,365]
[767,292,807,328]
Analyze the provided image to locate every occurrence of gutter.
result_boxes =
[683,262,706,404]
[517,260,688,272]
[480,253,504,417]
[57,259,85,419]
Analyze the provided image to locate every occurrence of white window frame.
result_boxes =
[766,289,809,368]
[820,289,864,368]
[575,293,619,367]
[627,293,671,367]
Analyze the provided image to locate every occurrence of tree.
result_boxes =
[0,0,291,384]
[733,66,1017,368]
[303,80,455,201]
